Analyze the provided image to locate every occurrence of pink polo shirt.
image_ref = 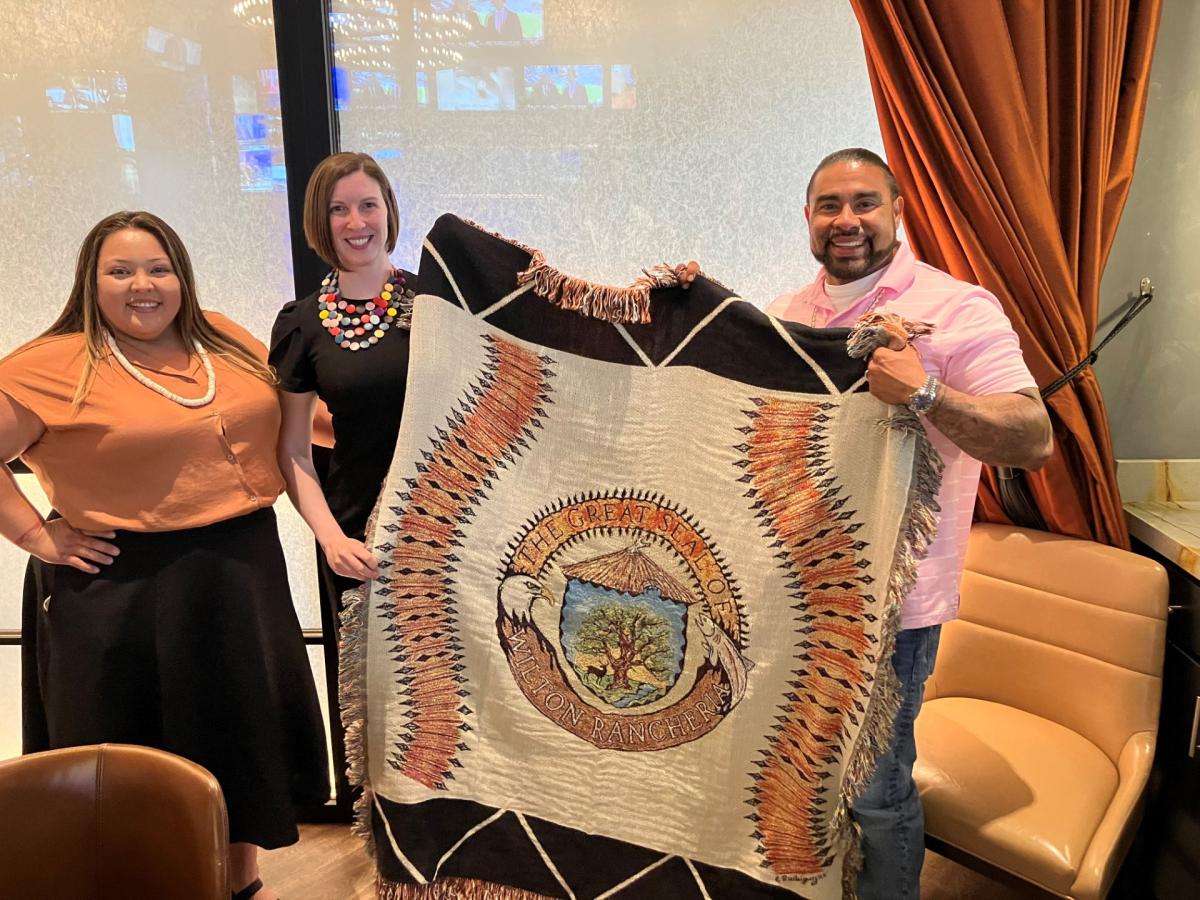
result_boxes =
[767,243,1036,629]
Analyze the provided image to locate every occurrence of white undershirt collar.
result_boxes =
[821,267,887,313]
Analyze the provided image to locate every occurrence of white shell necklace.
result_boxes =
[103,330,216,408]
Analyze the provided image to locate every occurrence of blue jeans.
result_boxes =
[853,624,942,900]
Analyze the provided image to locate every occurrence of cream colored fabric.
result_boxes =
[348,297,942,898]
[915,523,1168,900]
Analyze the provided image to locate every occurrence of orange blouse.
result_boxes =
[0,311,285,532]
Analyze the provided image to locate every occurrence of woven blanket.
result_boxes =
[341,215,941,900]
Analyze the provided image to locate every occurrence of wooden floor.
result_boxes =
[921,849,1046,900]
[260,824,1040,899]
[260,824,374,899]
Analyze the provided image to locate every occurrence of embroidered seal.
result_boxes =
[497,490,751,751]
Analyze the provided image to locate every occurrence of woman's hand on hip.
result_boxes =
[322,534,380,581]
[22,520,119,574]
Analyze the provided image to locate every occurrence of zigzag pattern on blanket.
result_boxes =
[739,397,880,880]
[373,334,557,790]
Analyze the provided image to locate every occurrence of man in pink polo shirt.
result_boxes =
[769,148,1053,899]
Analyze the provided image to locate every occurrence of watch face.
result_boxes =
[910,392,934,413]
[908,378,937,413]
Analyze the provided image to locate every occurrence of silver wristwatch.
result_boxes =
[907,375,940,415]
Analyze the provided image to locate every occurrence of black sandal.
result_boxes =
[232,877,263,900]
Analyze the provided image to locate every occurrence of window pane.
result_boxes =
[2,9,294,344]
[308,645,336,803]
[0,5,318,756]
[329,0,884,301]
[0,477,48,632]
[0,646,19,762]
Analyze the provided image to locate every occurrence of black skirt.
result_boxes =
[21,507,329,849]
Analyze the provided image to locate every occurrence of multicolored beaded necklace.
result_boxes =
[317,267,411,351]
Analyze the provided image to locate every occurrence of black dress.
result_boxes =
[269,270,416,542]
[269,271,415,806]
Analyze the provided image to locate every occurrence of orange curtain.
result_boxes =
[847,0,1162,548]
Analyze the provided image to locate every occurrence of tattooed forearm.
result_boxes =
[926,387,1053,470]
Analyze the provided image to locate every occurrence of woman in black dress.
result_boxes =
[270,154,415,797]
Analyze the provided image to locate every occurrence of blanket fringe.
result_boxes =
[338,583,374,850]
[845,312,935,358]
[835,408,944,899]
[394,290,415,331]
[517,253,655,324]
[459,216,712,325]
[341,484,397,859]
[841,821,865,900]
[377,875,553,899]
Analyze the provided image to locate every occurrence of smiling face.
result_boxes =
[805,160,904,284]
[329,169,391,273]
[95,227,183,343]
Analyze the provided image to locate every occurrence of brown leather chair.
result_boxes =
[0,743,229,900]
[914,523,1169,899]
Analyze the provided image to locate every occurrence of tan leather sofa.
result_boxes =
[914,523,1168,899]
[0,743,229,899]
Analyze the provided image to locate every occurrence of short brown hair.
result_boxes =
[302,152,399,269]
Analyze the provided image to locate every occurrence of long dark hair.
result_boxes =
[43,210,275,406]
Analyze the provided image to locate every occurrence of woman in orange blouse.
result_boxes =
[0,211,327,900]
